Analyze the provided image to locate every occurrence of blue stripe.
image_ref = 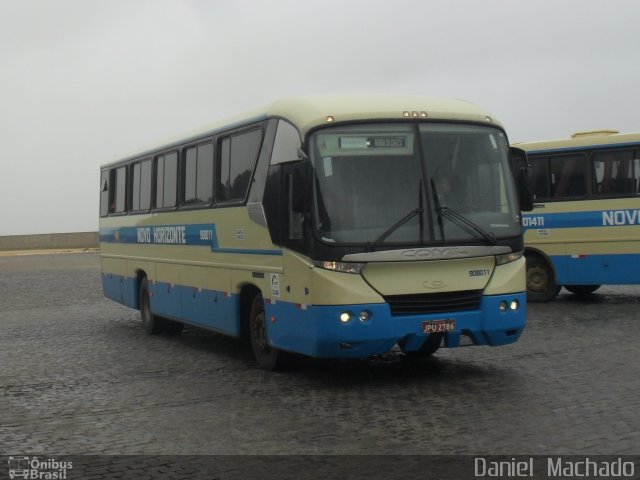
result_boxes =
[99,223,282,256]
[523,209,640,230]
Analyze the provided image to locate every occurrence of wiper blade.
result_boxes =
[367,181,424,252]
[430,177,496,245]
[439,207,496,245]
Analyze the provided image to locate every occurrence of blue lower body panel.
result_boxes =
[551,253,640,285]
[101,273,240,336]
[102,273,525,359]
[264,293,526,358]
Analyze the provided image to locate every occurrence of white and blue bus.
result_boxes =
[515,130,640,301]
[99,95,531,369]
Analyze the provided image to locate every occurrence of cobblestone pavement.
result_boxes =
[1,252,639,459]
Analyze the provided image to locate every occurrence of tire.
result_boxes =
[402,333,442,358]
[564,284,601,297]
[249,293,290,370]
[163,319,184,335]
[525,254,561,302]
[139,277,165,334]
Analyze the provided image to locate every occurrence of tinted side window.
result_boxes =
[132,159,152,211]
[549,154,586,199]
[217,138,231,203]
[217,129,263,203]
[271,120,301,164]
[593,150,638,196]
[184,142,214,205]
[111,166,127,214]
[156,152,178,208]
[530,157,550,200]
[184,147,197,203]
[100,171,109,217]
[197,142,213,203]
[140,160,152,210]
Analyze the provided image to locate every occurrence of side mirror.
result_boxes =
[281,161,310,240]
[510,147,534,212]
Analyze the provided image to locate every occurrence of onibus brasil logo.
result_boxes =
[7,456,72,479]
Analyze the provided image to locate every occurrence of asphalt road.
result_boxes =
[1,252,638,461]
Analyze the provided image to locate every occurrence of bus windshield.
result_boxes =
[310,122,520,245]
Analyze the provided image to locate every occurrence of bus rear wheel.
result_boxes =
[526,255,561,302]
[139,277,165,334]
[564,285,601,297]
[249,294,290,370]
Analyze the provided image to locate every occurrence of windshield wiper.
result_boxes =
[430,177,496,245]
[366,180,424,252]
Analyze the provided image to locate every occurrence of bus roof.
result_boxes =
[267,94,501,135]
[513,130,640,154]
[104,94,502,167]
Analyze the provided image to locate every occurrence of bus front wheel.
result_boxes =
[249,294,290,370]
[526,255,561,302]
[401,333,442,358]
[564,285,601,297]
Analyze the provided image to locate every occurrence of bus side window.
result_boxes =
[550,155,586,199]
[271,120,301,165]
[593,150,636,196]
[530,157,550,200]
[109,166,127,214]
[217,129,263,203]
[155,152,178,209]
[635,156,640,194]
[100,170,109,217]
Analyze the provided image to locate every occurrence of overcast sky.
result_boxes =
[1,0,639,235]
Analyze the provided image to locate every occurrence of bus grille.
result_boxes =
[384,290,482,316]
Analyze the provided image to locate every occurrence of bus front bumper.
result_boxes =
[265,292,526,358]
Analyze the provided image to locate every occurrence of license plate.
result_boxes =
[422,318,456,334]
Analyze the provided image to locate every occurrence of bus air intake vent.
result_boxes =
[384,290,482,316]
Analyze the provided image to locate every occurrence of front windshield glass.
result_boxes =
[310,122,520,245]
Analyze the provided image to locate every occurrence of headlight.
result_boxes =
[495,250,524,266]
[339,311,353,323]
[312,261,364,274]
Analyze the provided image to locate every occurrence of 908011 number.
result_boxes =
[469,269,490,277]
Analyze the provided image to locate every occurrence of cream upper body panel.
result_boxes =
[514,131,640,153]
[103,94,503,167]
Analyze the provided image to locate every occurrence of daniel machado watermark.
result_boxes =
[7,456,72,479]
[475,456,636,478]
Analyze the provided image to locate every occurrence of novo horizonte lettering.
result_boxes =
[136,226,187,245]
[602,209,640,226]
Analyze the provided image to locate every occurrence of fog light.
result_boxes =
[510,300,520,311]
[358,311,370,322]
[339,311,353,323]
[498,301,508,312]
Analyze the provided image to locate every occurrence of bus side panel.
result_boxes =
[179,285,237,335]
[180,265,237,335]
[524,198,640,287]
[101,272,123,304]
[120,276,138,308]
[151,263,182,319]
[554,252,640,285]
[101,257,126,304]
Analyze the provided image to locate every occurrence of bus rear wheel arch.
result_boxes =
[564,284,601,297]
[525,252,561,303]
[138,276,183,335]
[249,292,291,370]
